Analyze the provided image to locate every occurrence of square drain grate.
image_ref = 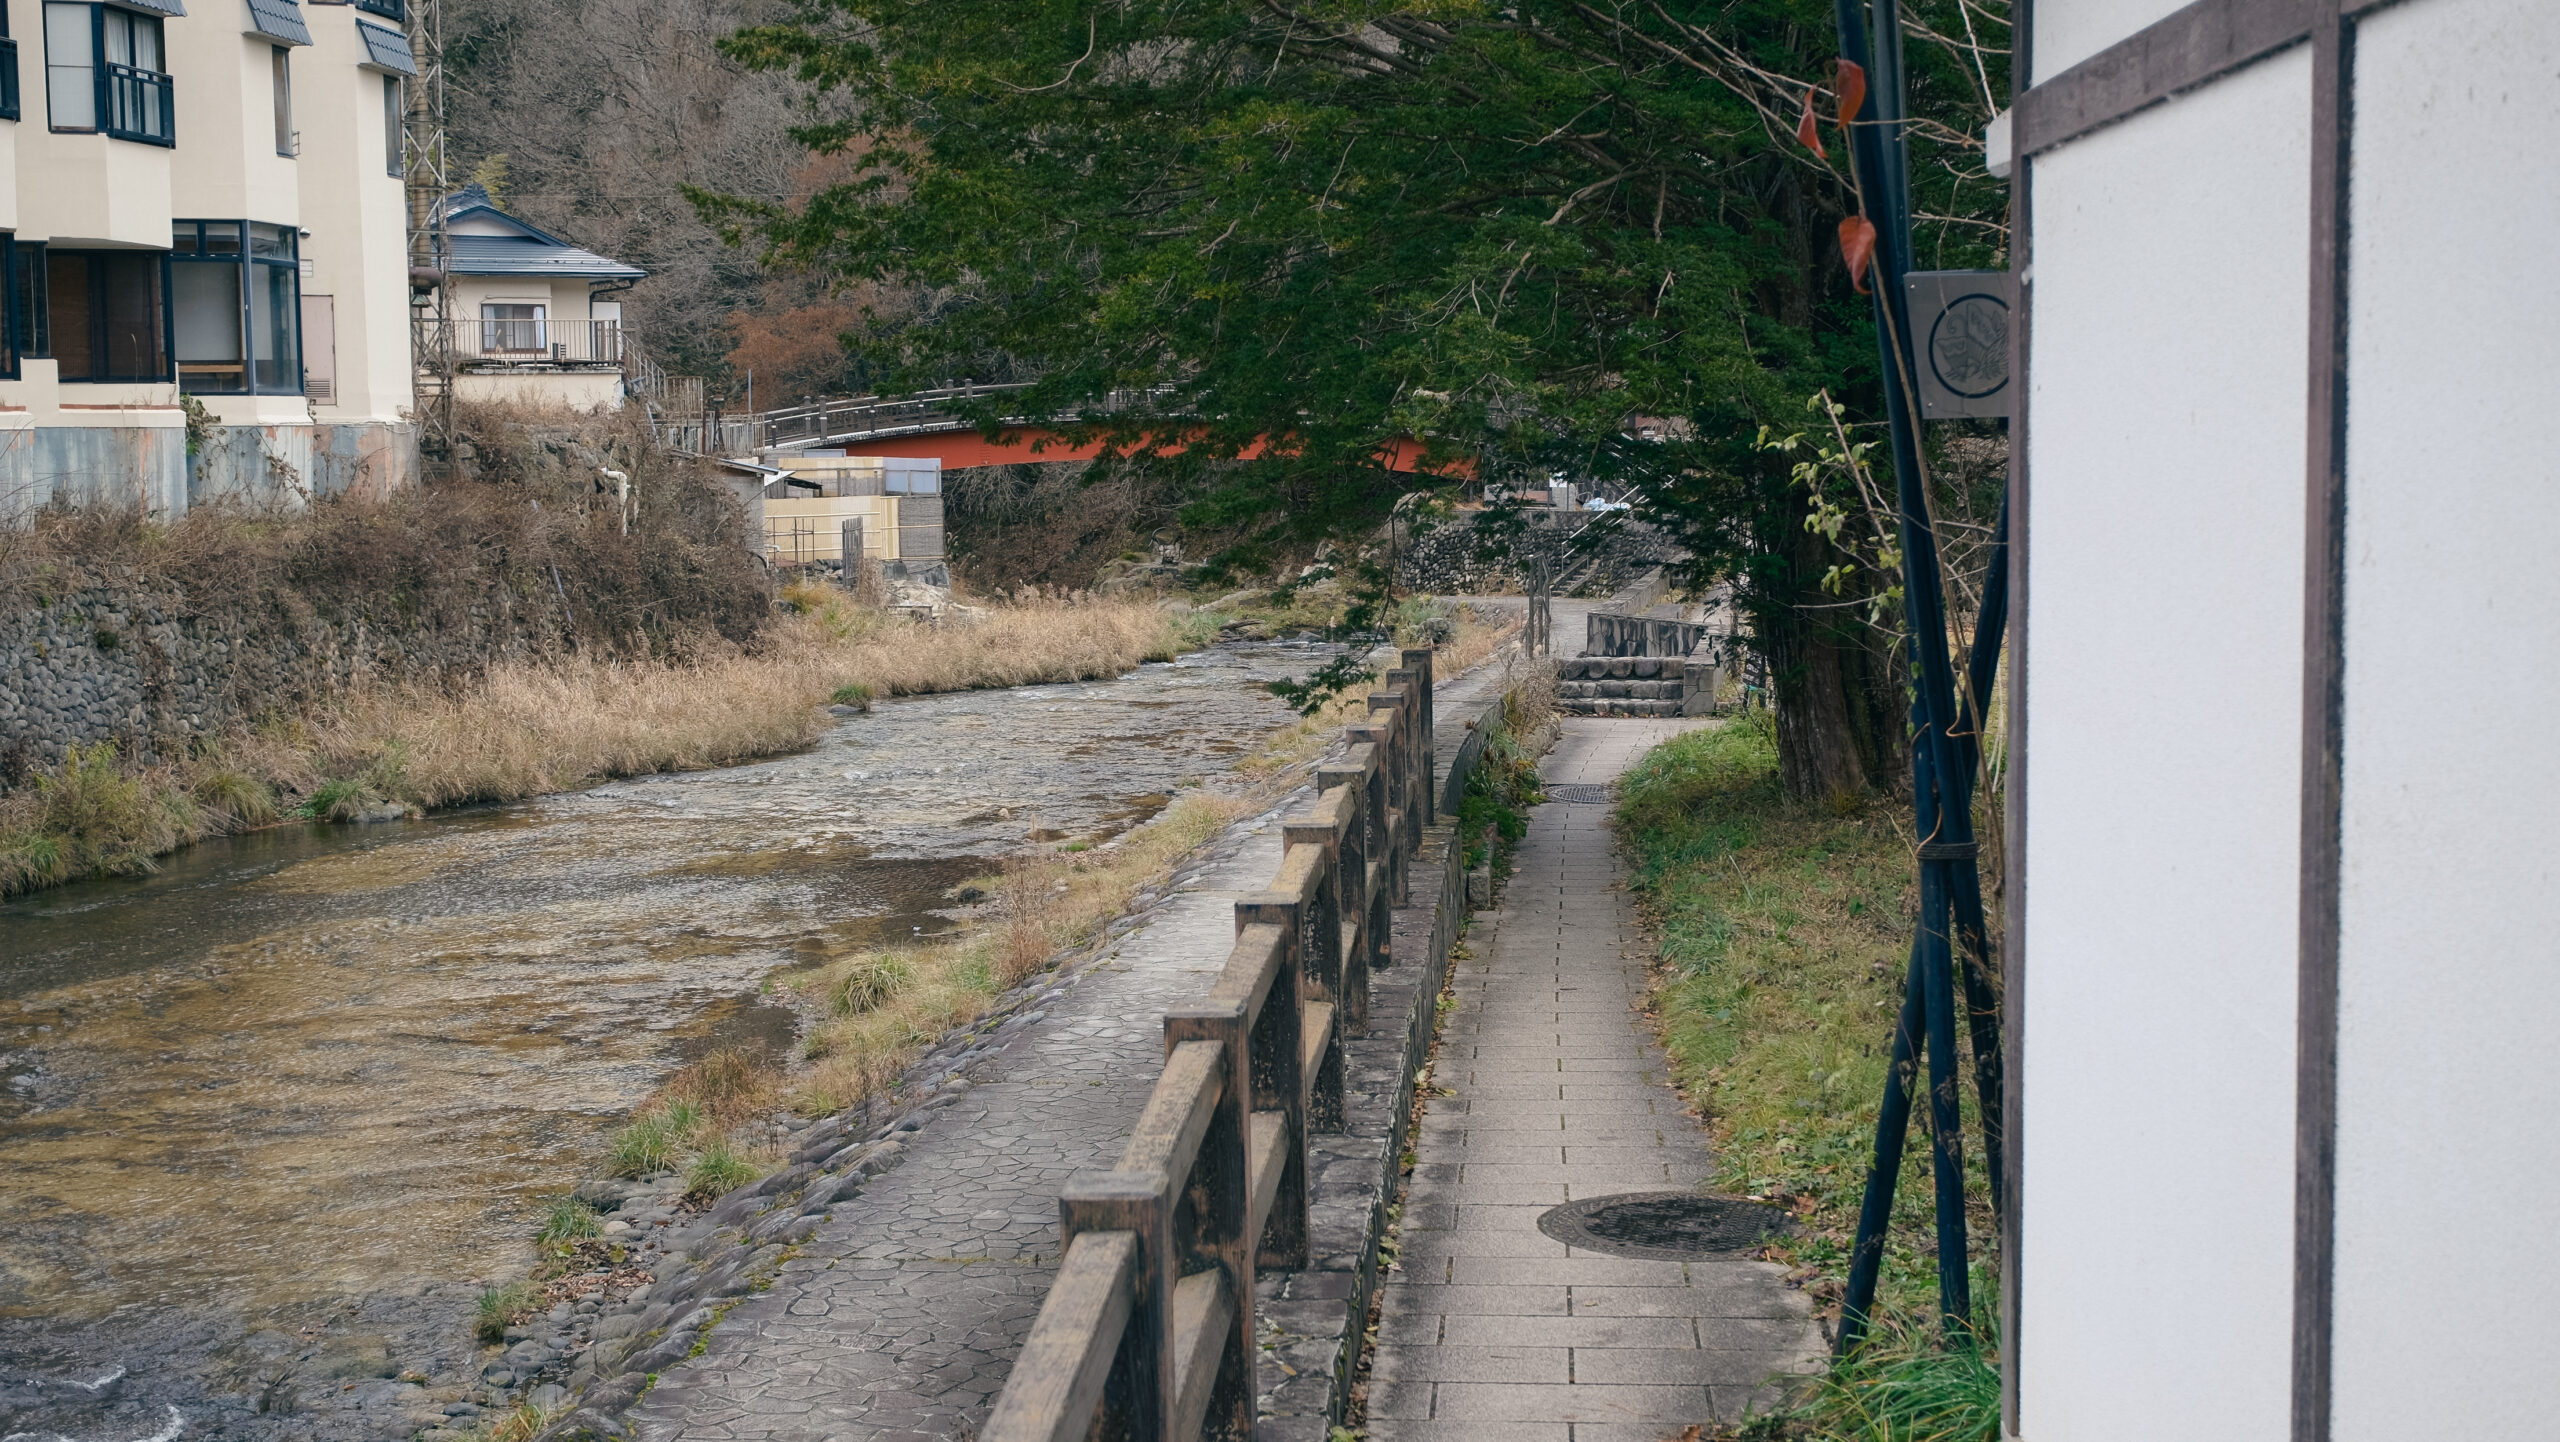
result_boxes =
[1543,784,1615,805]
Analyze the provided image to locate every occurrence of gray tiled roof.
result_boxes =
[112,0,188,14]
[243,0,310,44]
[449,235,646,280]
[355,19,417,74]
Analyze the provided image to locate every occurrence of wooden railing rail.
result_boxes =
[982,647,1439,1442]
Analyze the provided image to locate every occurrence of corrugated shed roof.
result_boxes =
[243,0,311,44]
[355,19,417,75]
[449,235,646,280]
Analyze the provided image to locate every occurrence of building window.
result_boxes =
[1,237,16,379]
[8,242,47,365]
[43,3,170,145]
[271,46,291,156]
[481,303,546,354]
[48,248,169,383]
[173,220,301,394]
[2,2,22,124]
[383,75,401,177]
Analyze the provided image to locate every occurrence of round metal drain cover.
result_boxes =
[1544,784,1614,805]
[1537,1191,1791,1260]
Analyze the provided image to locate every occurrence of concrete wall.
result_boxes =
[2017,19,2311,1439]
[2331,2,2560,1436]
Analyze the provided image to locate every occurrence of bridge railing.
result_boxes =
[982,648,1438,1442]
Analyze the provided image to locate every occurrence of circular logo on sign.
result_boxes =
[1927,291,2010,399]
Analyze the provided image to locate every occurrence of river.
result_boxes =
[0,641,1329,1440]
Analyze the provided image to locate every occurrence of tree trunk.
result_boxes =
[1764,525,1908,804]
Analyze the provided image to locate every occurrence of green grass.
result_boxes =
[829,682,874,709]
[293,777,369,822]
[606,1102,701,1179]
[1793,1316,2001,1441]
[475,1281,535,1344]
[535,1195,601,1245]
[1617,711,2000,1436]
[685,1140,760,1201]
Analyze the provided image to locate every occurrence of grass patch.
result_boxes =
[534,1195,601,1246]
[606,1102,700,1179]
[829,681,875,709]
[684,1139,761,1201]
[474,1281,535,1344]
[1617,710,1999,1435]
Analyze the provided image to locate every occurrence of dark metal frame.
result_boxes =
[1830,0,2009,1355]
[172,220,306,396]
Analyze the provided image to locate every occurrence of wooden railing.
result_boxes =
[983,648,1439,1442]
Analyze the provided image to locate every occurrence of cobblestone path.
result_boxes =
[625,659,1517,1442]
[1368,717,1823,1442]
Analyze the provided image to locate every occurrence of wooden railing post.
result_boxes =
[1158,1009,1254,1441]
[1232,911,1308,1268]
[1281,817,1358,1037]
[1400,647,1436,825]
[1059,1173,1172,1440]
[1318,761,1387,991]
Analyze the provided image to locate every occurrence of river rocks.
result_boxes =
[503,1340,557,1371]
[748,1162,815,1199]
[572,1179,643,1208]
[307,1335,397,1379]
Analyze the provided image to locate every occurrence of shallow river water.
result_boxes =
[0,642,1327,1434]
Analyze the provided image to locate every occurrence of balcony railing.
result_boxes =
[465,319,625,367]
[353,0,405,20]
[102,63,173,147]
[1,37,20,123]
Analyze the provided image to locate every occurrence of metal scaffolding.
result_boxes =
[403,0,454,464]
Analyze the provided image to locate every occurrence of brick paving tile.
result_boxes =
[1366,718,1823,1437]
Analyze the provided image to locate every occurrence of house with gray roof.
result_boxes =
[434,185,646,411]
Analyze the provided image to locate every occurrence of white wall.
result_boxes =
[2332,2,2560,1437]
[2018,42,2311,1442]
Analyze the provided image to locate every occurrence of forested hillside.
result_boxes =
[441,0,900,397]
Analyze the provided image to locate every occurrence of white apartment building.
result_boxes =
[0,0,418,517]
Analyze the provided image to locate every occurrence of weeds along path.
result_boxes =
[0,640,1339,1442]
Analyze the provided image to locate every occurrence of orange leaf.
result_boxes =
[1839,215,1877,294]
[1834,58,1867,129]
[1795,89,1826,157]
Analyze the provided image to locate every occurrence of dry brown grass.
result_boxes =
[785,789,1249,1113]
[1,591,1200,894]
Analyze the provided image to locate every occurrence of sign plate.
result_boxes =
[1904,270,2012,419]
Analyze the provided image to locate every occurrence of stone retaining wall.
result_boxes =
[1555,650,1723,719]
[0,581,579,777]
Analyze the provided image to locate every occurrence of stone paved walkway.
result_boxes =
[1368,718,1822,1442]
[622,656,1519,1442]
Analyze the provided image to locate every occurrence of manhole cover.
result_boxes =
[1537,1192,1791,1260]
[1544,784,1614,805]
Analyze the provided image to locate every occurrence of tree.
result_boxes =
[707,0,2009,796]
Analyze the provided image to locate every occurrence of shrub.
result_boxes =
[828,954,912,1016]
[685,1140,759,1201]
[294,778,369,823]
[666,1047,778,1127]
[192,768,278,828]
[606,1110,684,1179]
[534,1195,600,1245]
[474,1282,534,1344]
